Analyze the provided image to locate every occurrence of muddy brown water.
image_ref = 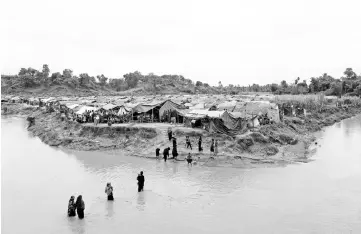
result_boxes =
[1,115,361,234]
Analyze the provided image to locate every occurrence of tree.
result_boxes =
[344,68,357,79]
[79,73,93,86]
[18,68,28,76]
[281,80,288,89]
[42,64,50,78]
[295,77,300,85]
[97,74,108,86]
[124,71,142,89]
[63,69,73,79]
[309,77,320,92]
[196,81,203,87]
[270,83,279,92]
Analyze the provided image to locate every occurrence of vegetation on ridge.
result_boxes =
[1,65,361,97]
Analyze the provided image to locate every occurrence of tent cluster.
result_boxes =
[2,94,282,135]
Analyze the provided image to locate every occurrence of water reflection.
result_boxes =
[136,193,146,211]
[106,201,114,218]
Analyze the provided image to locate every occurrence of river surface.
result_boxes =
[1,115,361,234]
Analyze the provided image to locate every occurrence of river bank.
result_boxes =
[2,102,361,167]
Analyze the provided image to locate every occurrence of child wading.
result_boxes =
[75,195,85,219]
[105,183,114,201]
[67,196,76,217]
[186,153,193,166]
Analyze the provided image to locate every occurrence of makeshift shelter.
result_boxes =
[132,101,166,122]
[117,106,131,116]
[235,101,280,123]
[217,101,237,111]
[158,100,188,123]
[76,106,97,115]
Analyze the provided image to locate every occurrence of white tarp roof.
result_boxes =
[65,103,79,110]
[185,109,224,119]
[76,106,97,115]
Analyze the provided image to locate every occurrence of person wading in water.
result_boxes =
[67,196,76,217]
[186,153,193,166]
[156,147,160,159]
[105,183,114,201]
[163,147,170,162]
[137,171,145,192]
[75,195,85,219]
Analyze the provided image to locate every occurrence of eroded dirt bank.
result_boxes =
[2,103,361,167]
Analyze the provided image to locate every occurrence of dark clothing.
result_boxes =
[187,159,193,164]
[77,208,84,219]
[198,140,203,152]
[172,148,178,159]
[67,200,76,217]
[108,194,114,201]
[186,142,192,150]
[156,148,160,157]
[172,138,177,148]
[163,148,170,162]
[75,198,85,219]
[210,142,214,152]
[168,131,172,141]
[137,174,145,192]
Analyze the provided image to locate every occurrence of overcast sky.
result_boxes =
[1,0,361,86]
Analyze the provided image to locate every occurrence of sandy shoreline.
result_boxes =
[2,102,361,168]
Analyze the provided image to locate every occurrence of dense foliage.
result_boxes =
[1,65,361,96]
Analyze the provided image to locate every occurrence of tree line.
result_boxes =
[2,65,361,96]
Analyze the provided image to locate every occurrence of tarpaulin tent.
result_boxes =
[117,106,131,116]
[220,111,247,130]
[132,101,165,113]
[65,103,79,110]
[101,103,117,110]
[234,101,280,123]
[76,106,97,115]
[217,101,237,111]
[159,100,184,118]
[208,118,247,136]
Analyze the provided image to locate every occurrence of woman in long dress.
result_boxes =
[214,140,219,156]
[75,195,85,219]
[67,196,76,217]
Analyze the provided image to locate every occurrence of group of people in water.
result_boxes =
[67,171,145,219]
[158,129,220,166]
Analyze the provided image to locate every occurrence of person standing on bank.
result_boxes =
[105,183,114,201]
[75,195,85,219]
[186,136,192,150]
[198,136,203,152]
[67,196,76,217]
[168,129,172,141]
[214,140,219,156]
[210,139,215,156]
[137,171,145,192]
